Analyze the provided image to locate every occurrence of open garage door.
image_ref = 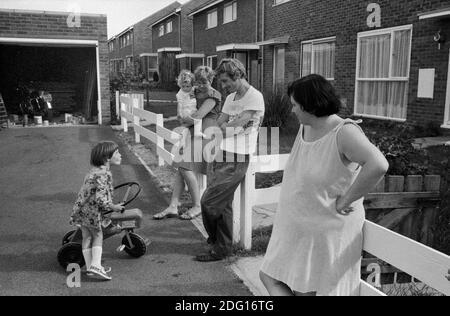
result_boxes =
[0,38,102,125]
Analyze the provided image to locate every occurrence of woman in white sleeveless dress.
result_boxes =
[260,75,389,296]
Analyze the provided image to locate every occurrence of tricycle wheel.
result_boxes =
[122,233,147,258]
[57,242,85,269]
[62,230,77,245]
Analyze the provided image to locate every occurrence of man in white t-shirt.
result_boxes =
[195,58,265,262]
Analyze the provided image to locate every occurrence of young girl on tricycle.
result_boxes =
[69,141,142,280]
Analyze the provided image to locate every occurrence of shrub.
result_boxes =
[262,92,293,130]
[359,119,431,176]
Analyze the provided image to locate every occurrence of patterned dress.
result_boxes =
[70,166,114,230]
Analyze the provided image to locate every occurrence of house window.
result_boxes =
[191,57,204,72]
[207,55,218,70]
[273,0,291,5]
[273,46,285,93]
[223,2,237,24]
[141,56,158,81]
[158,25,165,37]
[125,56,133,70]
[301,37,335,80]
[166,21,173,34]
[207,10,218,29]
[355,25,412,120]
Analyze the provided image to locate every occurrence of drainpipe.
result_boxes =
[132,28,135,76]
[174,10,182,50]
[260,0,265,92]
[256,0,259,43]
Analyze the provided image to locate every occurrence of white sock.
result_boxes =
[91,246,103,269]
[82,248,92,270]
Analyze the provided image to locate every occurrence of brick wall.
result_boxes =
[193,0,258,57]
[152,15,181,51]
[0,9,111,124]
[262,0,450,127]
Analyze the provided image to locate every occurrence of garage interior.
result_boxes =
[0,43,98,124]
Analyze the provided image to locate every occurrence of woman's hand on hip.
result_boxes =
[336,196,355,216]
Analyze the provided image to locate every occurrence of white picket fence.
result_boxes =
[118,92,450,296]
[118,92,207,194]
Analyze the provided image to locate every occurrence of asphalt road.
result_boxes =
[0,126,251,296]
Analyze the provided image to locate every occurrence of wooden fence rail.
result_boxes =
[119,92,207,195]
[234,154,450,296]
[118,92,450,296]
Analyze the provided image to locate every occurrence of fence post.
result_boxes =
[240,163,255,250]
[233,185,241,245]
[120,96,128,133]
[422,175,441,246]
[156,114,164,166]
[196,174,207,198]
[133,97,140,144]
[115,91,120,120]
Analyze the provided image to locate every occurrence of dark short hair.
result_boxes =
[215,58,247,80]
[287,74,341,117]
[90,141,119,167]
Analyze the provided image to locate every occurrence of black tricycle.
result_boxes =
[57,182,150,269]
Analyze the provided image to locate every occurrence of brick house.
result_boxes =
[189,0,263,90]
[108,2,182,81]
[0,9,110,124]
[150,0,210,88]
[261,0,450,129]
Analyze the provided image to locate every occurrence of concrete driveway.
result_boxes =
[0,126,251,296]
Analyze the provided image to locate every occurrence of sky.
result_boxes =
[0,0,188,38]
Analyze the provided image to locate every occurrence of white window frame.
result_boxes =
[166,21,173,34]
[207,55,218,69]
[300,36,336,81]
[158,25,165,37]
[223,1,237,24]
[207,9,218,29]
[273,0,291,6]
[354,24,413,122]
[443,48,450,128]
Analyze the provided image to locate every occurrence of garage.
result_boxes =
[0,9,110,125]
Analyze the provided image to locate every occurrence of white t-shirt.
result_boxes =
[220,86,265,155]
[176,90,197,118]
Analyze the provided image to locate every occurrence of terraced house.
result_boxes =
[188,0,263,90]
[108,1,182,82]
[151,0,210,88]
[108,0,210,88]
[260,0,450,129]
[109,0,450,129]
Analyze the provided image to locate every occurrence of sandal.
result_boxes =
[153,207,179,220]
[179,207,201,220]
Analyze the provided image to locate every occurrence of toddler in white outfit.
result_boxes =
[176,70,201,148]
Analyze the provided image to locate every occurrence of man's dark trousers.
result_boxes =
[201,151,249,257]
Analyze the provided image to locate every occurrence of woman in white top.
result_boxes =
[260,74,389,296]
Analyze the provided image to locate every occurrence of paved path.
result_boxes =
[0,126,252,296]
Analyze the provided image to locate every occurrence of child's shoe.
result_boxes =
[88,265,112,281]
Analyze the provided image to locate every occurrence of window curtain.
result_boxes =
[357,30,411,119]
[301,41,335,79]
[312,42,335,79]
[301,43,312,78]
